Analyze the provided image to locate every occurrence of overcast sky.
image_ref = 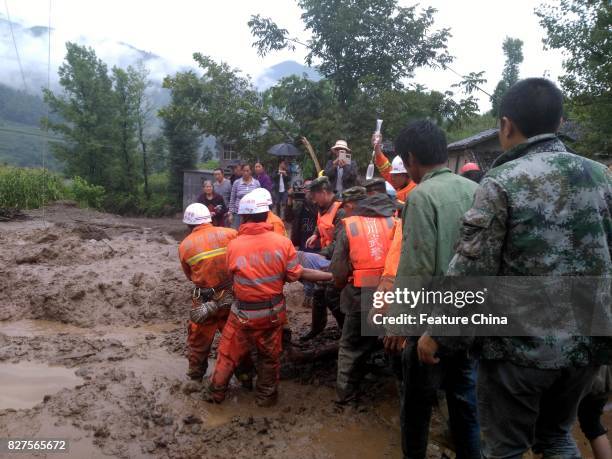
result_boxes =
[2,0,565,111]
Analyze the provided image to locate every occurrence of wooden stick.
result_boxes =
[300,136,322,173]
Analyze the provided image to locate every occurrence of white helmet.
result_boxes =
[183,203,211,225]
[252,187,273,205]
[238,189,270,215]
[390,155,407,174]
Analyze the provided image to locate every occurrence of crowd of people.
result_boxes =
[180,77,611,459]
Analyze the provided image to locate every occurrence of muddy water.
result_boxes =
[0,361,82,410]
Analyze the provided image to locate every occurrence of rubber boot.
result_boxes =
[330,306,345,331]
[299,289,327,341]
[326,286,345,331]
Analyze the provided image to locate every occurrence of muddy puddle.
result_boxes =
[0,361,82,410]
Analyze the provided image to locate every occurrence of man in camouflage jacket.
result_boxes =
[421,78,612,459]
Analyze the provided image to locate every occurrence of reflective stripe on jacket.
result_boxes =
[317,201,341,248]
[228,222,302,302]
[344,215,396,287]
[178,224,238,288]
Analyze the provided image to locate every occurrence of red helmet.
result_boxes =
[459,162,480,174]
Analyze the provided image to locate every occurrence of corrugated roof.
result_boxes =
[447,128,499,151]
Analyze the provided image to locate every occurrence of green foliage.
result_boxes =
[66,176,105,209]
[490,37,524,115]
[0,165,64,209]
[44,42,118,188]
[197,159,220,170]
[250,0,452,105]
[536,0,612,156]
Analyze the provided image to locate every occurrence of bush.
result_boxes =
[66,176,106,209]
[0,166,65,209]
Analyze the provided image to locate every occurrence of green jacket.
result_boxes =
[395,167,478,280]
[446,134,612,368]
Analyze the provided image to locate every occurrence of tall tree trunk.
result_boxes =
[138,122,150,199]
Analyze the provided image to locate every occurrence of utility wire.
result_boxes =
[3,0,28,92]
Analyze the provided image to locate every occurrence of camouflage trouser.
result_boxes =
[336,310,379,402]
[479,360,598,459]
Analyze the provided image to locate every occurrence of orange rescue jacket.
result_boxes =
[227,222,302,303]
[266,211,287,236]
[382,219,403,279]
[344,215,396,287]
[317,201,342,248]
[178,224,237,288]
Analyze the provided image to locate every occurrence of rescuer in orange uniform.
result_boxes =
[329,186,398,403]
[203,190,332,406]
[372,140,416,203]
[178,203,239,381]
[300,176,346,340]
[255,188,287,236]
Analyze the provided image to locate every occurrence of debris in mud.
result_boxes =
[0,207,27,222]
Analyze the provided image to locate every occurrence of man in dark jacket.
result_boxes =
[330,186,397,403]
[324,139,359,195]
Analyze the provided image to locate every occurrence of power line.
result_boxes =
[3,0,28,92]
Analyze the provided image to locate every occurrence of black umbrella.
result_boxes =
[267,143,301,157]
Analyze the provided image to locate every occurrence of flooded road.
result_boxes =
[0,361,82,410]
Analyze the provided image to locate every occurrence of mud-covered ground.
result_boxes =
[0,203,608,458]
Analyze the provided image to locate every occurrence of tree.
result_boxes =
[127,62,153,199]
[44,43,117,187]
[536,0,612,156]
[159,71,202,206]
[490,37,524,115]
[112,67,139,196]
[249,0,452,106]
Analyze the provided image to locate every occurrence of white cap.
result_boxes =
[385,181,397,199]
[183,203,211,225]
[252,187,273,205]
[390,156,407,174]
[238,189,270,215]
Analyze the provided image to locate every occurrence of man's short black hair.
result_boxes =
[461,170,485,184]
[242,212,268,223]
[213,167,223,174]
[395,120,447,166]
[499,78,563,138]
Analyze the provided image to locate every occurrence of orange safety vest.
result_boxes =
[344,215,397,287]
[178,224,237,288]
[317,201,342,248]
[266,211,287,236]
[382,219,403,279]
[227,222,302,303]
[397,180,417,202]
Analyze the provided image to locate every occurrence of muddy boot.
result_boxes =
[299,296,328,341]
[201,379,225,404]
[186,362,207,381]
[256,392,278,407]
